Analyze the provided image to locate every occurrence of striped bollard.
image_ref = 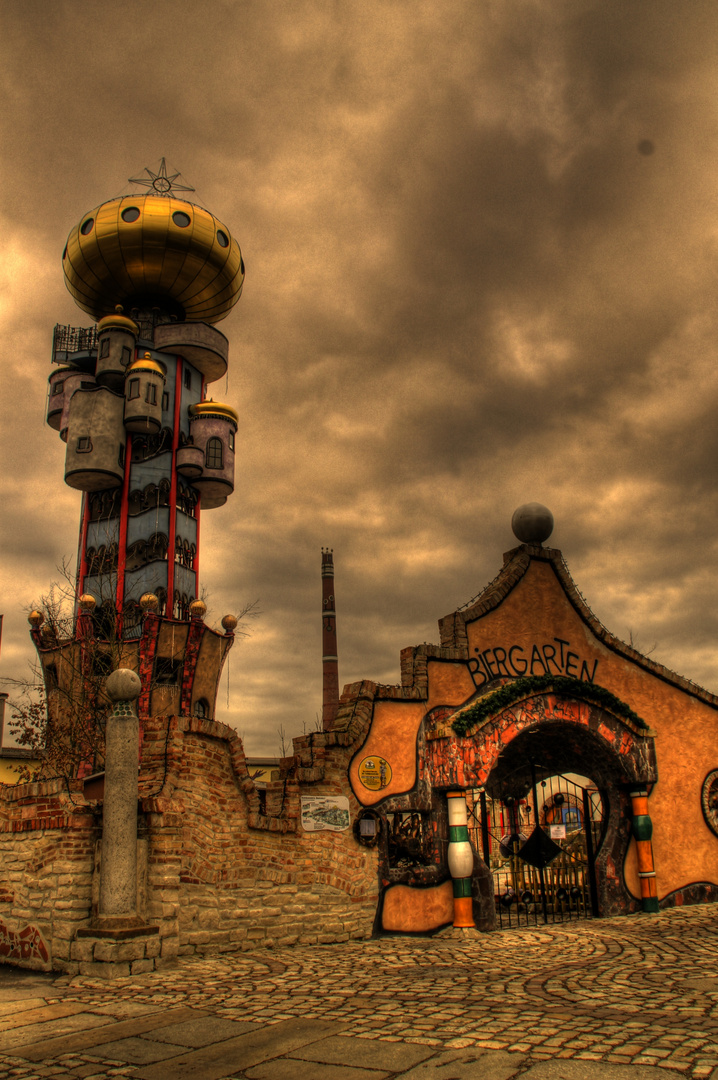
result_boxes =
[447,791,476,928]
[630,788,660,914]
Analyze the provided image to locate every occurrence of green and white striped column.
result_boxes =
[447,791,475,928]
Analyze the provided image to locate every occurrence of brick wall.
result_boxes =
[0,778,96,970]
[0,705,379,973]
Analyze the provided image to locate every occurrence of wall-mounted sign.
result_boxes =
[468,637,599,689]
[358,756,392,791]
[301,795,350,832]
[550,824,566,840]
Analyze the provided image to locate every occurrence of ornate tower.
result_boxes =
[321,548,339,728]
[33,162,243,733]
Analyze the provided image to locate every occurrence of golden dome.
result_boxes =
[128,353,166,379]
[221,614,238,633]
[189,599,207,620]
[139,592,159,612]
[97,306,139,336]
[189,400,239,426]
[63,194,244,324]
[28,610,44,628]
[78,594,97,611]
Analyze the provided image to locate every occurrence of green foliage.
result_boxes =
[450,675,648,737]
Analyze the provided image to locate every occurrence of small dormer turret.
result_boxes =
[187,400,237,509]
[124,353,166,433]
[96,306,139,390]
[64,386,126,491]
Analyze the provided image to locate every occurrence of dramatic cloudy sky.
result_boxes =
[2,0,718,756]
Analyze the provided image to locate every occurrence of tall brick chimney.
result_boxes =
[321,549,339,728]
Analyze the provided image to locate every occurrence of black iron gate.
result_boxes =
[467,772,604,928]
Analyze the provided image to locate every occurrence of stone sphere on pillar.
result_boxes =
[511,503,554,545]
[106,668,141,702]
[221,614,238,633]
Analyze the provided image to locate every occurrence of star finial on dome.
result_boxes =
[128,158,195,197]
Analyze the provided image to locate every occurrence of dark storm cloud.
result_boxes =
[2,0,718,753]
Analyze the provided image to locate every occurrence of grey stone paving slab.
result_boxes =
[11,1005,207,1060]
[93,1001,167,1018]
[393,1048,525,1079]
[245,1060,391,1080]
[86,1035,189,1064]
[517,1062,681,1079]
[0,1001,87,1032]
[0,1010,113,1051]
[288,1034,434,1071]
[145,1016,261,1047]
[0,996,48,1016]
[0,978,55,1003]
[133,1017,348,1080]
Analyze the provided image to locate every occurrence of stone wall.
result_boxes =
[0,778,96,970]
[0,704,379,974]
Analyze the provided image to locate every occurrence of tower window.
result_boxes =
[206,437,223,470]
[100,338,110,359]
[146,383,157,405]
[119,443,125,468]
[121,346,132,367]
[228,430,235,451]
[77,436,92,453]
[194,699,209,718]
[154,658,182,685]
[128,378,140,400]
[162,391,169,412]
[52,381,64,396]
[184,369,192,390]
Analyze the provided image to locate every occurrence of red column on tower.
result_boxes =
[321,548,339,729]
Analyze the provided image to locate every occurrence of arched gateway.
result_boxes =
[347,513,718,936]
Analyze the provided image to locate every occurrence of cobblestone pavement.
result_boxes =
[2,904,718,1079]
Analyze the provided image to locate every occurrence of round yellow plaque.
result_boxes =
[358,756,392,791]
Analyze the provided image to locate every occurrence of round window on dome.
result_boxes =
[217,229,229,248]
[172,211,191,228]
[121,207,140,223]
[62,245,68,260]
[80,218,94,235]
[240,256,245,275]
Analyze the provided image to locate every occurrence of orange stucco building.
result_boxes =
[344,509,718,934]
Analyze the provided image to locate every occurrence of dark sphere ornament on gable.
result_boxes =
[511,503,554,545]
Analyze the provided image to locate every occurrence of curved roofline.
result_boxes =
[439,543,718,711]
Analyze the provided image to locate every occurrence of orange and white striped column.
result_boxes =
[447,791,476,928]
[630,787,659,914]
